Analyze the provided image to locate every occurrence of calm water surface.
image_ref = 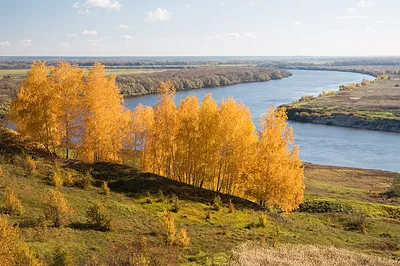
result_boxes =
[125,70,399,172]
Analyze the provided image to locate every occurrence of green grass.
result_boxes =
[0,127,399,265]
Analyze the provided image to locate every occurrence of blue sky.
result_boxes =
[0,0,399,56]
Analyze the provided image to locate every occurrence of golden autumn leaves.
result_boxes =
[9,61,304,212]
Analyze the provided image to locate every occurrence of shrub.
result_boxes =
[50,247,75,266]
[258,213,268,228]
[86,202,112,231]
[24,154,37,174]
[4,189,25,215]
[205,211,212,220]
[299,200,353,213]
[42,189,71,227]
[170,194,180,213]
[163,210,176,245]
[157,189,164,202]
[101,181,110,196]
[212,195,223,211]
[52,171,63,187]
[178,227,190,246]
[0,217,43,266]
[386,176,400,198]
[299,112,310,118]
[76,171,93,189]
[228,199,235,213]
[0,166,3,177]
[63,172,75,187]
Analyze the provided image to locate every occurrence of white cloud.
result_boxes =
[146,8,171,21]
[348,7,355,12]
[72,2,80,8]
[87,38,103,46]
[335,15,365,19]
[78,8,98,15]
[117,24,129,29]
[185,4,192,8]
[244,32,257,39]
[216,34,224,40]
[125,44,132,48]
[293,20,303,25]
[357,0,374,7]
[220,2,224,7]
[59,42,70,47]
[21,39,32,47]
[160,37,168,40]
[0,41,10,46]
[246,0,259,7]
[365,28,376,33]
[85,0,121,11]
[82,30,97,35]
[224,32,240,38]
[67,33,77,37]
[122,35,135,40]
[204,36,212,40]
[373,20,394,24]
[325,29,348,33]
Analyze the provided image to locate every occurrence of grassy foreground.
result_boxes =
[0,126,399,265]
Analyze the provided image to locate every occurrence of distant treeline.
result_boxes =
[116,67,292,96]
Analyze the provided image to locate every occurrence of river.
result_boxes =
[124,70,400,172]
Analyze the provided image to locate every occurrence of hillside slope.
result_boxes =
[0,126,399,265]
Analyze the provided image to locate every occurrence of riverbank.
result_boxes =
[283,76,400,133]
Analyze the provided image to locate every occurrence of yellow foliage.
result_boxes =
[178,227,190,246]
[4,189,25,215]
[0,216,44,266]
[24,154,37,174]
[102,181,111,196]
[163,210,176,245]
[41,189,71,227]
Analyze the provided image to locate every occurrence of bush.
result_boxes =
[163,210,176,245]
[178,227,190,246]
[299,200,353,213]
[4,189,25,215]
[170,194,180,213]
[212,195,223,211]
[86,202,112,231]
[52,171,63,187]
[386,176,400,198]
[63,172,75,187]
[0,217,43,266]
[50,247,75,266]
[228,199,235,213]
[101,181,110,196]
[24,154,37,174]
[42,189,71,227]
[258,213,268,228]
[76,171,93,190]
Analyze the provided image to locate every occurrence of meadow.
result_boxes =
[1,126,399,265]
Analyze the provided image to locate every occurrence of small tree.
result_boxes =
[86,202,112,231]
[163,210,176,245]
[24,154,37,175]
[42,189,71,227]
[101,181,111,196]
[212,195,222,211]
[178,227,190,246]
[51,247,75,266]
[4,189,25,215]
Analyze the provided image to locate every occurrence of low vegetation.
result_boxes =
[0,126,399,265]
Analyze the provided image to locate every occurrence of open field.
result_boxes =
[283,76,400,132]
[0,68,162,79]
[1,127,399,265]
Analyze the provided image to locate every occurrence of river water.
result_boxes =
[124,70,399,172]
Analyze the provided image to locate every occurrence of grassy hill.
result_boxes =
[0,126,399,265]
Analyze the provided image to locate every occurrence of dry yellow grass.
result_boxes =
[229,243,400,266]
